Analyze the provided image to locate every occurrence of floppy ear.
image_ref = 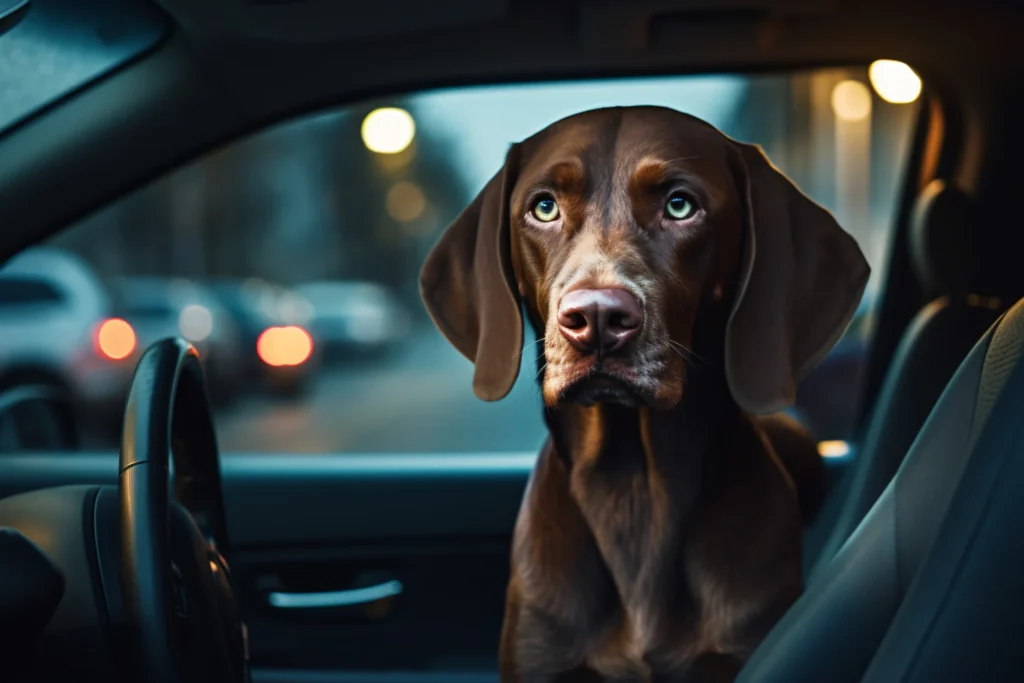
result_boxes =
[419,146,523,401]
[725,142,870,415]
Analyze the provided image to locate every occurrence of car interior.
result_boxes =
[2,0,1024,682]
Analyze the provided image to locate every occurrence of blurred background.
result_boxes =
[0,66,920,453]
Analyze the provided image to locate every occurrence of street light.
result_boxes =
[361,107,416,154]
[868,60,922,104]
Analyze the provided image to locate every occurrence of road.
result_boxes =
[215,327,549,454]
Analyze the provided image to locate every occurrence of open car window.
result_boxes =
[17,68,919,453]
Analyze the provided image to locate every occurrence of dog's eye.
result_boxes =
[530,197,561,223]
[665,193,697,221]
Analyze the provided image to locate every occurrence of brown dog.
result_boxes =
[420,106,869,682]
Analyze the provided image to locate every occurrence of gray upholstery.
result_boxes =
[738,296,1024,683]
[802,181,1005,578]
[803,297,1002,577]
[908,179,979,297]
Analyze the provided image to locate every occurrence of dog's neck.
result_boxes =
[544,357,738,486]
[540,345,741,615]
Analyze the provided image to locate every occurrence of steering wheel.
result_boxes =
[0,337,247,682]
[119,337,247,683]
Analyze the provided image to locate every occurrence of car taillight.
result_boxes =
[95,318,136,360]
[256,326,313,367]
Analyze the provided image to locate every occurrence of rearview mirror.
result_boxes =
[0,384,80,452]
[0,0,29,37]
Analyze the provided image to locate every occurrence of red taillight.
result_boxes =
[256,326,313,367]
[95,318,136,360]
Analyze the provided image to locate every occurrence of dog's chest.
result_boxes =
[571,469,679,660]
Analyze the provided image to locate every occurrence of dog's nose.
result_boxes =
[557,288,643,354]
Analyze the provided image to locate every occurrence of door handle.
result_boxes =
[267,579,403,609]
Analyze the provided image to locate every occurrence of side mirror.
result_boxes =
[0,384,80,452]
[0,0,30,37]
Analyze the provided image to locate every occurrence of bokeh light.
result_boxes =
[96,318,136,360]
[257,326,314,367]
[385,181,427,222]
[831,80,873,122]
[818,440,852,458]
[868,60,922,104]
[361,107,416,154]
[179,304,214,342]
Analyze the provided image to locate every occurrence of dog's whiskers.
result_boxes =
[667,340,706,368]
[530,362,549,399]
[517,337,547,361]
[534,361,548,382]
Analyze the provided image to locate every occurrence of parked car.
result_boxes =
[206,278,318,396]
[107,276,244,406]
[0,248,134,438]
[292,280,411,363]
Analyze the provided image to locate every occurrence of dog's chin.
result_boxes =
[543,357,685,410]
[556,373,646,408]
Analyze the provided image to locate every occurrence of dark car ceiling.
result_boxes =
[1,0,1022,261]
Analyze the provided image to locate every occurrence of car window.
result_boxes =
[39,68,919,453]
[0,276,63,306]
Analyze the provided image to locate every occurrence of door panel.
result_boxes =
[239,542,509,673]
[221,453,531,676]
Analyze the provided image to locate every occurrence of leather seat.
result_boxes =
[802,180,1007,578]
[737,276,1024,680]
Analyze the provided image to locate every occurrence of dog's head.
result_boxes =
[420,106,869,414]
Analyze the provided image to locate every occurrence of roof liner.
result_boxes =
[153,0,1008,45]
[156,0,510,43]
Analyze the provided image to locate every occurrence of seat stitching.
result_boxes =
[970,305,1023,448]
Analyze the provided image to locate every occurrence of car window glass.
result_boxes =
[35,68,918,453]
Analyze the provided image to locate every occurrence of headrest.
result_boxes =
[909,180,979,296]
